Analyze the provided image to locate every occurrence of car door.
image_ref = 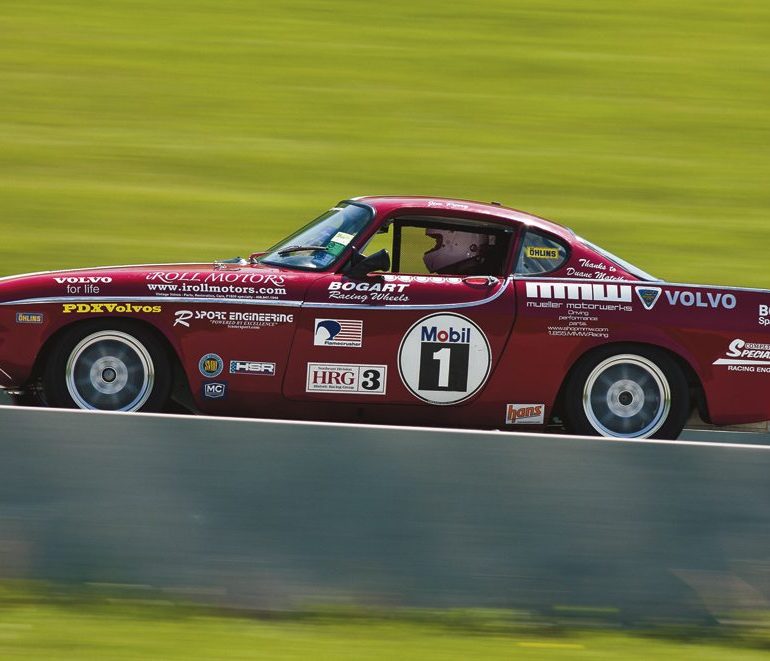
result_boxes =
[283,218,518,412]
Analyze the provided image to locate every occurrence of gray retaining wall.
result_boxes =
[0,406,767,620]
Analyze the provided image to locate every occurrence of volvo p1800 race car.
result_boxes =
[0,196,766,439]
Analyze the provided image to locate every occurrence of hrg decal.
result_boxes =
[506,404,545,425]
[314,319,363,347]
[398,313,491,405]
[306,363,386,394]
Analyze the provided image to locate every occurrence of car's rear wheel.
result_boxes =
[563,346,689,439]
[42,321,171,412]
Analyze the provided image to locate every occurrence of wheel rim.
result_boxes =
[65,330,155,411]
[582,354,671,438]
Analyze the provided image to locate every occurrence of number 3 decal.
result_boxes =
[398,313,491,405]
[361,369,382,391]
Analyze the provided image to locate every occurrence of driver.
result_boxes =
[423,228,495,275]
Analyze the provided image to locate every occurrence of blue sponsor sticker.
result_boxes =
[634,286,662,311]
[198,353,224,378]
[202,382,227,399]
[229,360,275,376]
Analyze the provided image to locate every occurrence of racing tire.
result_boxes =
[563,345,689,440]
[42,321,171,412]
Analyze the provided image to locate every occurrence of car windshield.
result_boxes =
[259,202,374,270]
[577,237,659,281]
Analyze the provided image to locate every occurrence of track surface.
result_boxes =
[0,395,767,445]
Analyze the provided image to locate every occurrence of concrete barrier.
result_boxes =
[0,406,768,620]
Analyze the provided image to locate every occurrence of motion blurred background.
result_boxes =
[1,0,769,285]
[2,2,770,657]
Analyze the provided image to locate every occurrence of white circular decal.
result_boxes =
[398,313,492,405]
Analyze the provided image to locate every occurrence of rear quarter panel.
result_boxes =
[498,279,770,426]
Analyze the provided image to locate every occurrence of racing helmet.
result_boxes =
[423,228,491,274]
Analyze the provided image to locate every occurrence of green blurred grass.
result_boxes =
[1,1,769,285]
[0,595,768,660]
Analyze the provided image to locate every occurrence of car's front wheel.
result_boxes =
[42,321,171,412]
[563,345,690,439]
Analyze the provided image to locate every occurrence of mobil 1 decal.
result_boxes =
[398,313,491,405]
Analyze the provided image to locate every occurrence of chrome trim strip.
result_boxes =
[0,367,12,382]
[2,280,511,311]
[304,278,511,310]
[0,296,304,308]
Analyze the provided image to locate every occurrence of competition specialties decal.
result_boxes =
[398,313,491,404]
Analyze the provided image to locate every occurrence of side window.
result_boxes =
[364,218,512,276]
[515,230,568,275]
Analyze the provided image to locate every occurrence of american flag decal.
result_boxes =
[314,319,364,347]
[313,319,364,347]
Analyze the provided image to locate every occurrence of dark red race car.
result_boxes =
[1,196,767,439]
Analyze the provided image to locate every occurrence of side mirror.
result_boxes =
[346,249,390,279]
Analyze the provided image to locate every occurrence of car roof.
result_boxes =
[352,196,576,241]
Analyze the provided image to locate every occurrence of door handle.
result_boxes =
[463,276,499,286]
